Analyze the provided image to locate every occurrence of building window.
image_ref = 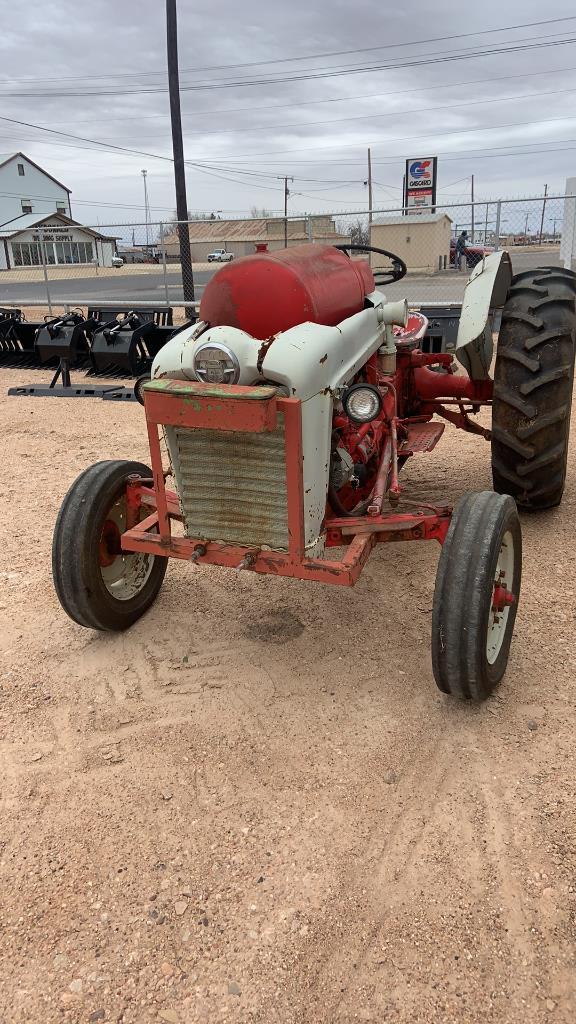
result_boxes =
[12,242,43,266]
[56,203,66,214]
[21,201,32,214]
[54,240,94,264]
[17,163,25,176]
[11,238,95,266]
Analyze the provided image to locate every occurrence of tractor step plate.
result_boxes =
[402,422,445,455]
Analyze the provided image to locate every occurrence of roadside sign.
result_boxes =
[404,157,438,214]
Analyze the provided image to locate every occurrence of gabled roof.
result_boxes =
[0,152,71,193]
[161,216,349,245]
[0,212,118,240]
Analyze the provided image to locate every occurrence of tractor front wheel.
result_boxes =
[492,267,576,509]
[52,460,168,631]
[431,491,521,701]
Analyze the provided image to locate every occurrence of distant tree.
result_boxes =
[250,206,274,219]
[337,216,369,247]
[159,210,219,237]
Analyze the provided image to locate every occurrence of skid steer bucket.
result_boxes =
[90,311,158,376]
[0,309,42,366]
[35,314,91,365]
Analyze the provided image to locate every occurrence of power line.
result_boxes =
[174,112,576,163]
[62,84,576,142]
[4,116,576,185]
[0,189,177,212]
[2,36,576,98]
[223,134,576,169]
[2,16,574,85]
[40,63,576,129]
[3,108,576,198]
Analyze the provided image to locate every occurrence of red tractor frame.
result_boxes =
[53,247,576,701]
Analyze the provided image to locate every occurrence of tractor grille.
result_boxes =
[166,413,289,550]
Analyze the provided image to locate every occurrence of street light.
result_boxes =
[141,169,150,250]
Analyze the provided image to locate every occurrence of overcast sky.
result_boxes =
[0,0,575,230]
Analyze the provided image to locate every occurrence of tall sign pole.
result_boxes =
[166,0,195,314]
[367,147,373,226]
[141,169,150,250]
[284,177,289,248]
[539,183,548,246]
[283,177,293,247]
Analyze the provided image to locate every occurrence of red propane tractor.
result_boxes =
[52,244,576,700]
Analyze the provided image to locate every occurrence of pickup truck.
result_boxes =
[207,248,234,263]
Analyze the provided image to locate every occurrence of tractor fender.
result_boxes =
[455,251,513,380]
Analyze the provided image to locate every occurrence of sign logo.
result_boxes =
[409,160,431,178]
[404,156,438,214]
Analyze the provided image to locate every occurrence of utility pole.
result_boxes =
[525,210,530,238]
[367,147,373,227]
[166,0,195,312]
[141,169,150,251]
[283,177,292,248]
[471,174,475,241]
[539,183,548,246]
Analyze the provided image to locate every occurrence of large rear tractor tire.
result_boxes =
[52,460,168,631]
[492,267,576,509]
[432,491,522,701]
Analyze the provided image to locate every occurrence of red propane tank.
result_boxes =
[199,243,375,340]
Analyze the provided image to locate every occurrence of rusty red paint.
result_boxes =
[413,365,493,403]
[125,474,143,531]
[144,385,278,434]
[367,437,392,516]
[146,420,170,542]
[401,421,445,455]
[256,336,277,373]
[122,519,378,587]
[282,398,306,559]
[99,519,121,567]
[427,402,492,439]
[492,584,515,612]
[132,336,499,590]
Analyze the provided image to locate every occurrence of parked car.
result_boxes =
[207,248,234,263]
[111,255,124,268]
[450,239,494,269]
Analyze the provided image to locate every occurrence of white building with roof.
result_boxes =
[0,152,72,224]
[0,213,118,270]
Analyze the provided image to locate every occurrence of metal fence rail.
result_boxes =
[0,195,573,313]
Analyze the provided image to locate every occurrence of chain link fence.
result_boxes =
[0,195,572,318]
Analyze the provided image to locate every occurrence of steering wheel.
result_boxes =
[334,243,407,286]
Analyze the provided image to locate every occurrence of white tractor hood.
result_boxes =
[152,292,407,554]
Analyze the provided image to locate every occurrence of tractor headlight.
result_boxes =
[193,343,240,384]
[342,384,383,423]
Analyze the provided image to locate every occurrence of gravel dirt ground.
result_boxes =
[1,365,575,1024]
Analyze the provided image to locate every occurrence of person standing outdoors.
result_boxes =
[454,230,468,271]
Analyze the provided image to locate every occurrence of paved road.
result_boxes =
[0,249,563,307]
[385,250,563,304]
[0,269,210,305]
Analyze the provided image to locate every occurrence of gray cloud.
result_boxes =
[0,0,575,227]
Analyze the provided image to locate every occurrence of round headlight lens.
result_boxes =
[343,384,382,423]
[193,343,240,384]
